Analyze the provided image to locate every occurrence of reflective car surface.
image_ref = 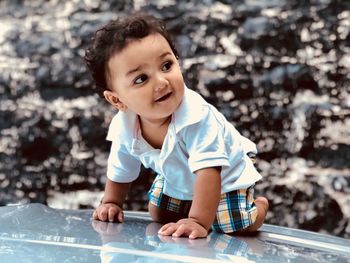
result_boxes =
[0,203,349,262]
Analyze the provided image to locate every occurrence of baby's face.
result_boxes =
[107,33,184,124]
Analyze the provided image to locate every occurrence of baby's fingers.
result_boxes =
[158,223,171,233]
[173,223,207,239]
[112,209,123,223]
[189,229,205,239]
[98,207,109,221]
[92,210,98,220]
[158,223,177,236]
[117,210,124,223]
[106,206,123,222]
[108,206,118,222]
[172,224,189,237]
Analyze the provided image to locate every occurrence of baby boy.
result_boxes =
[85,13,268,239]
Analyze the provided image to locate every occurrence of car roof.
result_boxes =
[0,203,349,262]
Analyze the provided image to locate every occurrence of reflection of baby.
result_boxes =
[92,220,261,262]
[92,220,139,263]
[86,12,268,239]
[93,220,198,262]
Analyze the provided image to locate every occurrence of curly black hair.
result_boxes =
[84,13,179,97]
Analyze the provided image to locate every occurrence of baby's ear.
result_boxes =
[103,90,128,112]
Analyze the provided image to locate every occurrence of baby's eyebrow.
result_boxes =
[159,51,172,59]
[126,52,172,76]
[126,66,142,76]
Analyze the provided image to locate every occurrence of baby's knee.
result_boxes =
[148,202,162,222]
[148,202,185,223]
[255,197,269,212]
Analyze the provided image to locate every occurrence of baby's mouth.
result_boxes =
[155,92,172,102]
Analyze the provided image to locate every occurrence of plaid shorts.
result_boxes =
[147,174,258,233]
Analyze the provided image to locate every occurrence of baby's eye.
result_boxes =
[162,61,173,72]
[134,74,148,84]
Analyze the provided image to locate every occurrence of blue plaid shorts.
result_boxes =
[147,174,258,233]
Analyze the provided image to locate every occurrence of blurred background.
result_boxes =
[0,0,349,238]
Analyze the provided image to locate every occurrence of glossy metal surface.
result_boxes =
[0,203,349,262]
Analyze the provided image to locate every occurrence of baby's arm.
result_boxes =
[93,178,131,223]
[158,167,221,239]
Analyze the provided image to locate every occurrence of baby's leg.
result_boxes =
[147,174,190,224]
[238,196,269,233]
[148,202,186,224]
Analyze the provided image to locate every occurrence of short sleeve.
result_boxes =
[181,107,230,173]
[106,140,141,183]
[240,135,257,155]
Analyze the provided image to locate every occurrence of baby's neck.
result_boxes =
[139,115,171,149]
[139,115,171,129]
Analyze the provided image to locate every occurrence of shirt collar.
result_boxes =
[106,86,206,142]
[106,109,137,142]
[172,86,205,134]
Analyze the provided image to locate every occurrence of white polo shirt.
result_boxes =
[106,87,262,200]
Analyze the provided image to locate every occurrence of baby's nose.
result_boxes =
[154,74,169,91]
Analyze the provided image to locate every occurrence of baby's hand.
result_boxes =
[92,203,123,223]
[158,218,208,239]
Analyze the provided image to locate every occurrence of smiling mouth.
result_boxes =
[155,92,172,102]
